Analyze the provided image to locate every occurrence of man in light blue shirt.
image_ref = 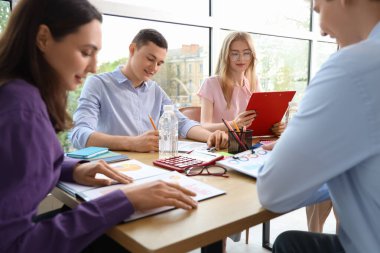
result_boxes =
[71,29,227,152]
[257,0,380,252]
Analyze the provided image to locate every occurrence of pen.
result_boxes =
[222,118,247,151]
[207,147,216,152]
[232,120,240,132]
[148,114,157,130]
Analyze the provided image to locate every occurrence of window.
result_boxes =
[219,30,310,103]
[109,0,209,16]
[60,1,337,150]
[252,34,310,103]
[0,0,11,34]
[74,1,335,111]
[67,14,210,129]
[216,0,312,33]
[95,15,210,107]
[313,42,338,77]
[64,1,336,119]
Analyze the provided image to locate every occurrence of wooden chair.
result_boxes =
[180,105,252,244]
[179,106,201,122]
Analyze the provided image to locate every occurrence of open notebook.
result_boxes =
[58,159,167,196]
[57,160,225,222]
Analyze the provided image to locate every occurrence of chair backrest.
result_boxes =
[179,106,201,122]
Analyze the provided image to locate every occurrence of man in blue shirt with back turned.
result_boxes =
[257,0,380,252]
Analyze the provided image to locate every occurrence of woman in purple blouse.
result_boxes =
[0,0,197,252]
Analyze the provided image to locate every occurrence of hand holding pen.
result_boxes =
[148,114,158,130]
[123,115,158,152]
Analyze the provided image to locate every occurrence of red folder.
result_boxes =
[246,91,296,136]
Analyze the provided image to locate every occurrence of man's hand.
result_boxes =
[123,181,198,211]
[73,160,133,186]
[130,130,159,152]
[207,130,228,150]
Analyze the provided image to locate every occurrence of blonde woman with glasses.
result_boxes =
[197,31,285,136]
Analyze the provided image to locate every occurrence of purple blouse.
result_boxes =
[0,79,134,253]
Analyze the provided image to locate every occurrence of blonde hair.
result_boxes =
[215,31,258,109]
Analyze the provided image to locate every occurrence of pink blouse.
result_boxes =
[197,76,256,123]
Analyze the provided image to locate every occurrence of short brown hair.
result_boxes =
[132,29,168,50]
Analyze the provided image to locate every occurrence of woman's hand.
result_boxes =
[123,180,198,212]
[271,122,286,137]
[73,160,133,186]
[233,110,256,128]
[262,140,277,151]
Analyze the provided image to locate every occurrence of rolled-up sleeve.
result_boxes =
[176,109,200,138]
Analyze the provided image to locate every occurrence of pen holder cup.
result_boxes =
[228,130,253,154]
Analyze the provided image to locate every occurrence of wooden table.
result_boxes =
[52,148,281,253]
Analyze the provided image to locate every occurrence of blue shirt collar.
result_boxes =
[113,66,148,91]
[368,21,380,39]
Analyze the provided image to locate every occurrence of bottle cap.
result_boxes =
[163,104,174,111]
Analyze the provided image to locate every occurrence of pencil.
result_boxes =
[232,120,240,132]
[222,118,247,151]
[148,114,157,130]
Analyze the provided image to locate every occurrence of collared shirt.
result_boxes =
[71,66,199,149]
[257,22,380,253]
[0,79,134,252]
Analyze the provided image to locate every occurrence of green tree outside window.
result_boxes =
[0,1,11,34]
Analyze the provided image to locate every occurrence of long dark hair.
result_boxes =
[0,0,102,132]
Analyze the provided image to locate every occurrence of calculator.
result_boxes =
[153,150,224,172]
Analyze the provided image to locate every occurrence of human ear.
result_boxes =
[129,43,137,57]
[36,24,52,52]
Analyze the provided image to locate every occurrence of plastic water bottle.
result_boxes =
[158,105,178,159]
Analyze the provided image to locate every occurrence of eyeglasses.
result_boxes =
[229,149,268,163]
[184,165,229,178]
[229,51,253,62]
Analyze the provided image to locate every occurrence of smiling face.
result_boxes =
[228,39,253,74]
[37,19,102,91]
[125,41,167,87]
